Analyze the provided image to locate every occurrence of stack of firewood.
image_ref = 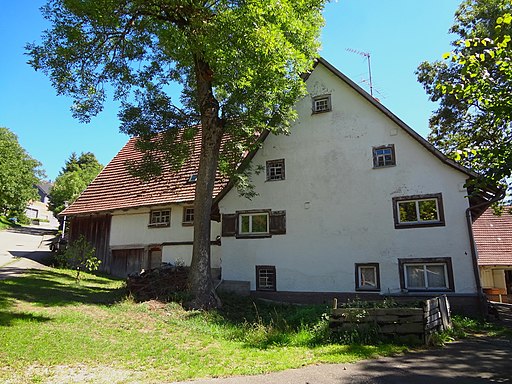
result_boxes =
[126,265,189,301]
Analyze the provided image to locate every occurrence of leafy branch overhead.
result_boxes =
[417,0,512,192]
[27,0,325,309]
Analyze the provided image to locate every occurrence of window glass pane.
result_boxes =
[241,216,250,233]
[399,201,417,222]
[426,265,447,287]
[406,265,425,288]
[418,199,438,221]
[251,214,268,233]
[360,267,376,287]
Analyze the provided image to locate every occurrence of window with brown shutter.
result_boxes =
[221,214,237,237]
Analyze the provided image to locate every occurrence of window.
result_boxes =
[182,206,194,226]
[256,265,276,291]
[221,210,286,238]
[188,174,197,183]
[398,258,454,291]
[266,159,285,181]
[239,212,269,235]
[392,193,445,228]
[355,263,380,291]
[149,209,171,227]
[312,95,331,113]
[373,145,395,168]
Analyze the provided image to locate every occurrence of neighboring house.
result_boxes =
[62,57,495,313]
[473,207,512,303]
[60,133,227,277]
[216,58,494,312]
[25,181,60,227]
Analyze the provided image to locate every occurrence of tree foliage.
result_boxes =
[0,127,44,219]
[49,152,103,215]
[56,235,101,282]
[27,0,325,308]
[417,0,512,191]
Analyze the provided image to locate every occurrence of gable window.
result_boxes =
[398,258,454,291]
[392,193,445,228]
[266,159,285,181]
[312,95,331,113]
[355,263,380,291]
[373,144,395,168]
[182,206,194,226]
[256,265,276,291]
[149,209,171,227]
[240,212,269,235]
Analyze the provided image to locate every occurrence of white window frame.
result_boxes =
[404,263,449,290]
[355,263,380,291]
[373,145,395,168]
[182,206,194,226]
[393,193,445,229]
[149,209,171,227]
[312,95,332,113]
[239,212,269,235]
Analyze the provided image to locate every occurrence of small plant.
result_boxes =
[57,235,101,282]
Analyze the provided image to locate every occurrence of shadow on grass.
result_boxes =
[0,310,52,326]
[0,269,126,309]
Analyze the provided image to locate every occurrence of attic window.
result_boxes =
[188,174,197,183]
[312,95,331,114]
[373,145,396,168]
[266,159,285,181]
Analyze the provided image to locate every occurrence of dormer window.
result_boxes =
[188,174,197,183]
[312,95,331,114]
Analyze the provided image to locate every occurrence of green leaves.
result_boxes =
[0,127,43,219]
[417,1,512,192]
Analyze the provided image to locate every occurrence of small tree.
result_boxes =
[58,235,101,282]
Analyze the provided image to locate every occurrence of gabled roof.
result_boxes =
[61,132,229,216]
[473,207,512,266]
[313,58,475,177]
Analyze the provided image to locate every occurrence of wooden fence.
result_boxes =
[330,295,452,344]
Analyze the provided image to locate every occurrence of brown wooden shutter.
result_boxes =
[221,214,237,237]
[269,210,286,235]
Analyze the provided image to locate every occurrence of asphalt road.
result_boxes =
[173,334,512,384]
[0,225,56,279]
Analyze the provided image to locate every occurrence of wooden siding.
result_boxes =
[68,215,112,273]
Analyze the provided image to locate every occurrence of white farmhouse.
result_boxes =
[215,58,494,311]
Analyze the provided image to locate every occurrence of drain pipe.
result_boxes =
[466,189,505,317]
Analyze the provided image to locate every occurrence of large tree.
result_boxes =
[49,152,103,215]
[27,0,325,308]
[417,0,512,192]
[0,127,44,219]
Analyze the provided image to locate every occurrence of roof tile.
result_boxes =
[473,207,512,266]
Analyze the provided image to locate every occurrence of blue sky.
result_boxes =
[1,0,460,181]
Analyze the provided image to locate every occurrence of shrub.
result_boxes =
[56,235,101,282]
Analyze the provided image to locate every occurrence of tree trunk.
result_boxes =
[187,55,223,310]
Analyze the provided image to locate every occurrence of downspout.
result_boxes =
[465,189,505,317]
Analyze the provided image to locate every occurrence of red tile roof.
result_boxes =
[61,132,229,216]
[474,207,512,266]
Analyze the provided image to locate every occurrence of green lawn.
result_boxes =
[0,215,17,230]
[0,269,407,383]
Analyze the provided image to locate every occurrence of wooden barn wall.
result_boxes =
[68,215,112,273]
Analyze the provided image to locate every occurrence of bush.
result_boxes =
[56,235,101,282]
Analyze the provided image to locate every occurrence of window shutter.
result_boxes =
[269,210,286,235]
[221,214,237,237]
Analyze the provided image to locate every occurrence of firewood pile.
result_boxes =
[126,265,189,301]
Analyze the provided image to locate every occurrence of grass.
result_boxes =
[0,215,18,230]
[0,269,408,383]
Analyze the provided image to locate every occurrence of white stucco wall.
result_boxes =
[110,204,221,268]
[219,63,476,295]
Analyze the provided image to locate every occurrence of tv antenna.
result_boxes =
[346,48,374,97]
